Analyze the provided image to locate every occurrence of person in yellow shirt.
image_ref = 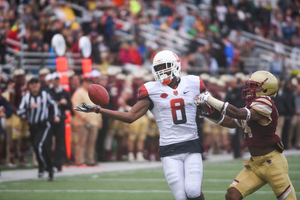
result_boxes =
[56,1,80,30]
[71,75,102,166]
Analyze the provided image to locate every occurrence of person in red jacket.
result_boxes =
[6,23,21,50]
[128,41,142,66]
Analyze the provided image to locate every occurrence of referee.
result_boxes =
[17,76,60,181]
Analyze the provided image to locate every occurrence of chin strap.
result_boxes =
[162,78,172,85]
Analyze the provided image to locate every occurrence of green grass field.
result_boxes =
[0,155,299,200]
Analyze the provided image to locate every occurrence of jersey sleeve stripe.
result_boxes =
[199,77,206,92]
[252,103,272,114]
[251,98,272,107]
[138,84,149,100]
[250,101,272,107]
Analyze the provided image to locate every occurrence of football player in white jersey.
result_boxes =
[75,50,206,200]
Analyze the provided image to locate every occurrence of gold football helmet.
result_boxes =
[242,71,278,101]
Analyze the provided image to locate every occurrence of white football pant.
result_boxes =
[161,153,203,200]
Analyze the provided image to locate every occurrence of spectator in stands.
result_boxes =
[212,32,227,68]
[84,20,98,35]
[283,8,293,22]
[226,5,240,30]
[71,74,102,166]
[91,32,102,64]
[291,1,300,18]
[151,14,162,30]
[223,38,235,68]
[23,6,37,27]
[43,0,57,17]
[119,42,132,65]
[256,1,271,26]
[128,41,142,66]
[188,45,209,74]
[271,11,284,40]
[55,1,80,31]
[70,30,83,56]
[103,7,115,46]
[0,0,9,13]
[159,0,172,16]
[282,16,296,45]
[6,20,21,50]
[215,1,228,28]
[269,53,283,76]
[182,7,196,33]
[65,34,74,51]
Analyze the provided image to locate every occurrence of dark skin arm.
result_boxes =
[222,104,270,125]
[209,103,269,128]
[99,98,151,123]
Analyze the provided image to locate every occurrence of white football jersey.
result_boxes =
[139,75,206,146]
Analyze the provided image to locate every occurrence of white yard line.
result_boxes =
[25,178,300,183]
[0,189,299,195]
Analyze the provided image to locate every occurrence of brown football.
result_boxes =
[88,84,110,106]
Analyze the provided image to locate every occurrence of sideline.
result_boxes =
[0,149,299,183]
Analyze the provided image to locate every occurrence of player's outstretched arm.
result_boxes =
[100,98,150,123]
[198,104,240,128]
[195,91,254,121]
[75,98,151,124]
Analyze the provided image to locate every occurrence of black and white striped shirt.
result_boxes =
[17,90,60,125]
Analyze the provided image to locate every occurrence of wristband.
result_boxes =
[222,102,229,115]
[234,119,242,127]
[207,96,225,112]
[216,115,225,125]
[244,107,251,121]
[94,107,100,114]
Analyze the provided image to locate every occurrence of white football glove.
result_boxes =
[194,91,211,106]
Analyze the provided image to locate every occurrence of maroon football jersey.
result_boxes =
[243,96,281,148]
[127,83,140,107]
[108,80,124,111]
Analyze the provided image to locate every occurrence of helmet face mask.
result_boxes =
[152,50,181,85]
[242,71,278,101]
[242,79,266,101]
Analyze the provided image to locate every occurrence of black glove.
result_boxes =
[74,101,100,113]
[198,104,222,120]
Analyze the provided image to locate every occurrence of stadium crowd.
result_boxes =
[0,0,299,178]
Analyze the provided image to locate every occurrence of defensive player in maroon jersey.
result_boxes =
[195,71,296,200]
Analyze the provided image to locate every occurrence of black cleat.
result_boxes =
[48,170,54,181]
[38,172,45,178]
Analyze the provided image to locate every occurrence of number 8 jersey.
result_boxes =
[139,75,206,157]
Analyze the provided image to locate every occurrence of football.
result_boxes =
[88,84,110,106]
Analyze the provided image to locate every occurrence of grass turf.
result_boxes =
[0,155,299,200]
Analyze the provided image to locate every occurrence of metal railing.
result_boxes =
[240,30,300,70]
